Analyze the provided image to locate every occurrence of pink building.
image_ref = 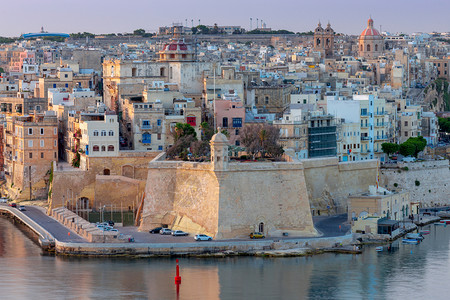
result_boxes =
[215,93,245,146]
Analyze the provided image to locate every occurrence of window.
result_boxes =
[101,130,106,136]
[255,97,258,104]
[222,117,229,128]
[157,119,162,126]
[41,152,44,158]
[54,128,57,135]
[108,145,114,151]
[93,130,99,136]
[65,83,68,88]
[232,118,242,128]
[361,109,367,116]
[101,145,106,151]
[404,131,408,137]
[186,116,196,127]
[64,74,68,78]
[142,133,151,144]
[93,145,99,151]
[28,140,33,148]
[109,130,114,136]
[40,128,44,135]
[29,152,32,158]
[54,152,57,159]
[40,140,44,147]
[235,140,240,146]
[54,140,57,147]
[235,129,239,135]
[28,128,33,135]
[375,44,378,51]
[404,121,408,126]
[366,44,370,51]
[157,133,161,140]
[142,120,150,129]
[158,146,163,151]
[53,84,56,88]
[265,96,269,104]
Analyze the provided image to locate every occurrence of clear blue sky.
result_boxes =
[1,0,448,36]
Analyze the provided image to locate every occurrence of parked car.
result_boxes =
[19,205,26,211]
[107,220,115,226]
[250,232,265,239]
[0,198,8,203]
[194,234,212,241]
[160,228,172,235]
[172,230,188,236]
[9,203,17,208]
[149,227,163,234]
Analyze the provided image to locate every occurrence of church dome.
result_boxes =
[360,17,381,38]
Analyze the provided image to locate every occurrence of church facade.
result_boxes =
[358,18,384,59]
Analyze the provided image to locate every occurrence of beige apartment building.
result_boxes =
[4,112,58,200]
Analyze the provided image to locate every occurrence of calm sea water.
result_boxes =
[1,217,449,300]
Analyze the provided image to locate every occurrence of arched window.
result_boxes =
[360,44,363,51]
[326,38,329,46]
[367,44,371,52]
[259,222,264,233]
[111,66,114,77]
[101,130,106,136]
[93,145,99,152]
[375,44,378,51]
[109,130,114,136]
[103,169,110,175]
[108,145,115,151]
[101,145,105,151]
[160,67,165,77]
[93,130,99,136]
[316,38,321,46]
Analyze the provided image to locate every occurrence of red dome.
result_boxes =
[360,28,381,37]
[163,41,190,51]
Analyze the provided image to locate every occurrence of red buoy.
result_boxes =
[175,259,181,284]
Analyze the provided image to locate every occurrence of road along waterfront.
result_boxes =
[1,217,450,299]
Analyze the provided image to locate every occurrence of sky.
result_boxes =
[1,0,449,37]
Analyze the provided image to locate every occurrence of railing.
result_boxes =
[374,123,386,127]
[375,135,388,140]
[361,136,371,141]
[141,124,152,129]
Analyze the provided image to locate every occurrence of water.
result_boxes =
[1,217,450,300]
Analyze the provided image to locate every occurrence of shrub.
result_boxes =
[394,183,398,187]
[403,167,409,171]
[415,180,420,186]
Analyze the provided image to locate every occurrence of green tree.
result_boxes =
[133,29,146,36]
[438,117,450,133]
[399,142,415,157]
[381,143,399,156]
[166,123,198,160]
[173,123,197,141]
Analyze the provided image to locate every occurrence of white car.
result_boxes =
[0,198,8,203]
[402,156,416,162]
[172,230,188,236]
[194,234,212,241]
[160,228,172,235]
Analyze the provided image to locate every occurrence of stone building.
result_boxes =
[358,18,384,59]
[4,111,58,200]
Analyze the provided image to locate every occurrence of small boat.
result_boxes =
[402,239,419,244]
[437,211,450,218]
[375,246,383,252]
[406,233,424,240]
[440,220,450,224]
[420,230,430,235]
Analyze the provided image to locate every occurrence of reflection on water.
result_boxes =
[1,217,450,300]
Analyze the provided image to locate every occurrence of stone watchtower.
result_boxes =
[313,22,334,58]
[210,129,229,171]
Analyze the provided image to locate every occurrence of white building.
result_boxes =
[79,112,119,162]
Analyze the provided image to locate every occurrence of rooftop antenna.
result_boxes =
[198,19,200,26]
[256,18,259,29]
[185,19,187,27]
[191,19,193,28]
[250,18,252,31]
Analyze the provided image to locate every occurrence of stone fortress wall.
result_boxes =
[302,158,378,215]
[380,160,450,207]
[139,153,318,239]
